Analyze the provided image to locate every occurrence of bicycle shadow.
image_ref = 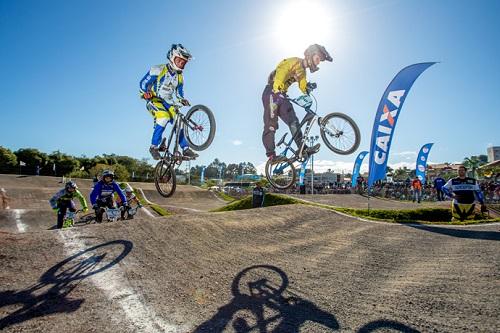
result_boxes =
[0,239,133,330]
[193,265,339,332]
[404,223,500,241]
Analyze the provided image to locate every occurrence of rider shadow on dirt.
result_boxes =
[194,264,339,332]
[0,239,133,330]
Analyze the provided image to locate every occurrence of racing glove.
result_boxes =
[306,82,317,94]
[180,98,191,106]
[142,91,155,100]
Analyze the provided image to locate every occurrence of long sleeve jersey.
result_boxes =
[49,189,87,210]
[90,181,127,206]
[139,64,184,105]
[442,177,484,205]
[268,57,308,94]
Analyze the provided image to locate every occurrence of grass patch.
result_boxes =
[214,191,237,202]
[131,186,171,216]
[149,204,171,216]
[213,193,300,212]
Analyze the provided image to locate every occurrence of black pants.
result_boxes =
[262,85,303,156]
[57,200,76,229]
[436,189,444,201]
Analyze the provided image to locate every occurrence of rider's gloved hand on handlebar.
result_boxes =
[179,98,191,106]
[306,82,317,94]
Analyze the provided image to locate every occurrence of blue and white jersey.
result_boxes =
[139,64,184,105]
[90,181,127,205]
[442,177,484,205]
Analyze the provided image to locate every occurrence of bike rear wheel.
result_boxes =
[320,113,360,155]
[265,159,296,190]
[184,105,216,151]
[154,161,176,197]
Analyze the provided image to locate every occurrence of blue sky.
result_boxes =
[1,0,499,173]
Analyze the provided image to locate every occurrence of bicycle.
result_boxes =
[265,84,360,189]
[121,204,142,220]
[62,209,83,228]
[150,100,216,198]
[94,206,122,223]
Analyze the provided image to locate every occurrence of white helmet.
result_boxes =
[167,43,192,73]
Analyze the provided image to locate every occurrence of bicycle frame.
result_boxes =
[272,95,318,175]
[147,101,187,166]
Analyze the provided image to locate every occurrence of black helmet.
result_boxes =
[65,181,78,191]
[304,44,332,73]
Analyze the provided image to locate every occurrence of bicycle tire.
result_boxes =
[154,160,176,197]
[265,159,296,190]
[320,112,360,155]
[184,105,216,151]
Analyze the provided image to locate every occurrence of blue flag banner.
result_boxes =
[367,62,436,188]
[351,151,369,188]
[416,143,434,184]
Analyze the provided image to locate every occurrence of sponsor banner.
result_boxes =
[351,151,368,188]
[416,143,434,184]
[367,62,436,187]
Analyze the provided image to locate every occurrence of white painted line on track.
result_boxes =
[142,207,156,219]
[13,209,27,233]
[58,230,188,333]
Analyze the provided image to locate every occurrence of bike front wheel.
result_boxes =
[320,113,360,155]
[184,105,216,151]
[265,159,296,190]
[154,161,176,197]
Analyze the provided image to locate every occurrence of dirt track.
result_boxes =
[0,175,499,332]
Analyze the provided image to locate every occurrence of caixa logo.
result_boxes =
[373,90,406,165]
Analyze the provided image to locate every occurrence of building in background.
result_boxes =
[487,146,500,162]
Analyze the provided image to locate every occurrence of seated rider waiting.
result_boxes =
[49,181,88,229]
[116,185,143,219]
[442,165,487,221]
[140,43,198,161]
[90,170,127,222]
[262,44,333,163]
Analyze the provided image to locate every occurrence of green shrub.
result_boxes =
[213,193,300,212]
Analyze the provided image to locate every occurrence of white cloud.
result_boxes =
[232,140,243,146]
[393,151,417,157]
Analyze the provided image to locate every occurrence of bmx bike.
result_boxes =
[149,100,216,198]
[265,85,360,189]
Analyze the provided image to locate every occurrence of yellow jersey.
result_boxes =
[269,57,307,94]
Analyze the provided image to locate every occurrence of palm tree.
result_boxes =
[463,156,485,178]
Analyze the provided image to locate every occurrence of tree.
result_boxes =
[14,148,48,169]
[463,156,486,178]
[225,163,240,180]
[49,151,80,176]
[0,146,18,172]
[239,162,257,175]
[89,163,130,181]
[393,167,409,181]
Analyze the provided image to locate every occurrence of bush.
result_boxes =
[89,163,129,181]
[213,193,300,212]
